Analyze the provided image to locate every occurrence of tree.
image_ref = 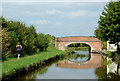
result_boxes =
[2,28,11,59]
[1,17,53,59]
[95,1,120,53]
[36,33,49,51]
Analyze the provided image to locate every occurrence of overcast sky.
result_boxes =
[1,0,110,37]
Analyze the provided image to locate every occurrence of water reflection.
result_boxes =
[69,51,90,62]
[56,52,102,69]
[107,57,120,79]
[11,50,120,80]
[95,56,120,79]
[12,58,59,81]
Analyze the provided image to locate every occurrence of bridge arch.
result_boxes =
[66,42,92,51]
[55,36,103,52]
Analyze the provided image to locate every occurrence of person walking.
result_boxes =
[16,42,22,59]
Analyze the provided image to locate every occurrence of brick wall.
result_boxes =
[55,36,103,52]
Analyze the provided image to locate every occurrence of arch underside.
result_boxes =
[66,42,92,50]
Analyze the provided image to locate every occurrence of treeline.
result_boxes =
[68,43,90,47]
[1,17,55,59]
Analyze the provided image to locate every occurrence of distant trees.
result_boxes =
[68,43,89,47]
[1,17,55,59]
[94,1,120,53]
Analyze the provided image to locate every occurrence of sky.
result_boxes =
[1,0,111,37]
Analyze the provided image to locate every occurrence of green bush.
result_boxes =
[1,17,55,60]
[106,51,112,57]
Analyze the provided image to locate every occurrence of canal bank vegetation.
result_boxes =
[94,1,120,78]
[12,58,57,80]
[1,17,75,80]
[11,50,76,80]
[1,17,55,60]
[94,1,120,60]
[2,45,74,80]
[102,41,107,50]
[94,1,120,54]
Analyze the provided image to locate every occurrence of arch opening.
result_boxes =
[66,42,91,53]
[66,42,92,63]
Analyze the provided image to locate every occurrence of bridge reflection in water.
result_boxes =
[11,48,120,80]
[56,53,103,69]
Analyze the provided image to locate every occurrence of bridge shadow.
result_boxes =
[56,53,103,69]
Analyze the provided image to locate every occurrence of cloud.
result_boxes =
[45,9,64,15]
[2,2,104,20]
[63,10,88,18]
[29,20,63,26]
[24,9,64,16]
[55,22,63,25]
[23,9,100,19]
[19,9,99,19]
[29,20,51,24]
[22,11,41,16]
[2,2,106,37]
[7,9,64,16]
[62,10,100,19]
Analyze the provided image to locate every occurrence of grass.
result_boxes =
[1,46,66,77]
[2,51,45,62]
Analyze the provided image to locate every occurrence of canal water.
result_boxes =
[13,49,120,80]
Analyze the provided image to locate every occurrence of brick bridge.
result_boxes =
[55,36,103,52]
[56,53,103,69]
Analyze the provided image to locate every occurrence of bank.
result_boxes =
[1,46,74,80]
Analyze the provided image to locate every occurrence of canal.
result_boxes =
[12,49,120,80]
